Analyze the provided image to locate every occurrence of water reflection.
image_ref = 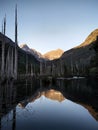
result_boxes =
[18,89,65,109]
[0,78,98,130]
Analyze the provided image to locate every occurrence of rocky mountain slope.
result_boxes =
[43,49,64,60]
[0,33,40,79]
[20,44,64,61]
[41,29,98,77]
[60,29,98,76]
[20,44,44,61]
[61,29,98,59]
[77,29,98,48]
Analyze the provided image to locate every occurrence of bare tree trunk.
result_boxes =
[14,5,18,79]
[1,40,5,79]
[31,64,33,76]
[76,62,79,75]
[6,47,10,78]
[40,61,42,76]
[26,54,28,76]
[60,59,63,76]
[14,46,18,79]
[1,15,6,79]
[71,57,73,75]
[11,48,14,78]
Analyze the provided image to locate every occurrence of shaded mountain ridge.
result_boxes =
[20,44,44,61]
[40,29,98,77]
[20,44,64,60]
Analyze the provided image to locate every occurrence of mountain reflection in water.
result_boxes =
[18,89,65,108]
[0,78,98,130]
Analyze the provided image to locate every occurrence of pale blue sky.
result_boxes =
[0,0,98,54]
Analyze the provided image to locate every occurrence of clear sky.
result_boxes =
[0,0,98,54]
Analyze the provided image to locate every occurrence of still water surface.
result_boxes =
[0,78,98,130]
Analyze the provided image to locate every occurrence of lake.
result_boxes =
[0,78,98,130]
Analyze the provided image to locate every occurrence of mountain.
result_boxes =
[43,49,64,60]
[20,44,64,61]
[76,29,98,48]
[60,29,98,76]
[0,33,40,79]
[61,29,98,58]
[18,89,65,108]
[41,29,98,77]
[20,44,44,61]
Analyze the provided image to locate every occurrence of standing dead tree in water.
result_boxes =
[1,5,18,80]
[0,5,40,80]
[40,61,42,76]
[14,5,18,79]
[1,15,6,79]
[31,63,33,76]
[10,48,14,78]
[26,53,28,76]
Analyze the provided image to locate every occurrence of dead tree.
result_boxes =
[40,61,42,76]
[26,53,28,76]
[5,47,10,78]
[1,15,6,79]
[14,5,18,79]
[11,48,14,78]
[31,64,33,76]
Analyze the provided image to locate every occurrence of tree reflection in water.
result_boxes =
[0,78,98,130]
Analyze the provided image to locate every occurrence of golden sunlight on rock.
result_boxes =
[43,49,64,60]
